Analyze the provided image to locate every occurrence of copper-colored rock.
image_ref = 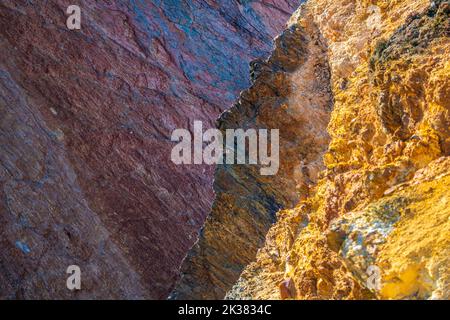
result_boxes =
[279,278,296,299]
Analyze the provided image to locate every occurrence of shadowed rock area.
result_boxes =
[0,0,301,299]
[172,10,334,299]
[227,0,449,300]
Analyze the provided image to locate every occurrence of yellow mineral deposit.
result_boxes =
[226,0,449,300]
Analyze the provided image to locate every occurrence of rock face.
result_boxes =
[176,0,450,300]
[0,0,301,299]
[172,11,333,299]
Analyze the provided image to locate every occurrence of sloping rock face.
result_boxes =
[226,0,449,300]
[172,11,333,299]
[0,0,301,299]
[175,0,449,300]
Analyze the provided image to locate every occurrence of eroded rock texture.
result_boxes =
[176,0,449,300]
[172,11,333,299]
[227,0,449,300]
[0,0,301,299]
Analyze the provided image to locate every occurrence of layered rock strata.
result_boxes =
[0,0,301,299]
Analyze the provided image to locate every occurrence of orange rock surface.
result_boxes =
[224,0,449,300]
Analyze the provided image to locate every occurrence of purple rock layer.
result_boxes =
[0,0,301,299]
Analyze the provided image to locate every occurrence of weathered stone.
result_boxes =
[0,0,301,299]
[172,4,334,299]
[226,0,449,300]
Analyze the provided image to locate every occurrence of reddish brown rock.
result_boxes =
[0,0,301,299]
